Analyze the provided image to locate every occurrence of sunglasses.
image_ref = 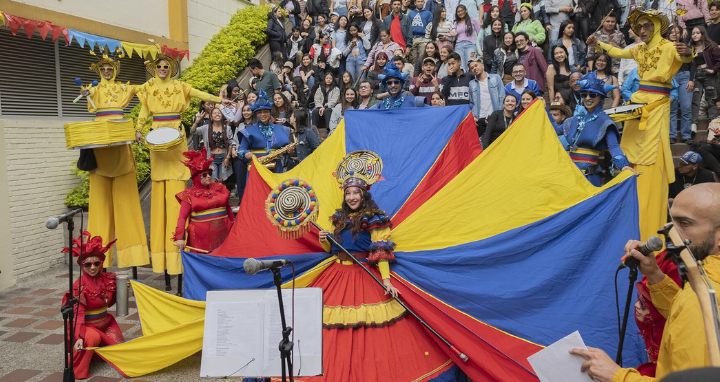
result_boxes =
[83,261,102,268]
[201,172,213,178]
[359,85,370,89]
[156,65,170,69]
[581,92,599,99]
[386,80,401,85]
[100,67,114,72]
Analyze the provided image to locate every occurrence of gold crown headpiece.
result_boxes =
[334,150,383,191]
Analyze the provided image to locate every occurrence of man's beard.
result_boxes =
[690,232,717,261]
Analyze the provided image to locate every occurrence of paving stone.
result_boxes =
[34,298,57,306]
[3,318,37,328]
[86,376,121,382]
[34,320,64,330]
[30,289,57,296]
[37,372,63,382]
[4,307,36,315]
[126,312,139,320]
[8,297,35,304]
[0,369,42,381]
[0,331,6,337]
[3,332,40,342]
[118,323,135,332]
[36,334,64,345]
[127,301,137,309]
[0,306,9,312]
[34,308,60,317]
[55,274,69,278]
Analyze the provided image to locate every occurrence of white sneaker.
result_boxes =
[692,123,698,133]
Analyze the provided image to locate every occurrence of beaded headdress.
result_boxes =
[334,150,383,191]
[62,231,117,265]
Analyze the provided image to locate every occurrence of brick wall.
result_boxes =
[0,118,83,285]
[186,0,256,65]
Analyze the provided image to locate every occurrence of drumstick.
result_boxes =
[184,245,210,254]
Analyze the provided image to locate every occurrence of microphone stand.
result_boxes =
[615,265,639,366]
[270,267,294,382]
[309,221,469,362]
[61,218,77,382]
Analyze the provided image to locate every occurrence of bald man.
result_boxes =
[570,183,720,382]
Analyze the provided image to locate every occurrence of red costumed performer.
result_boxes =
[61,231,124,380]
[173,147,234,254]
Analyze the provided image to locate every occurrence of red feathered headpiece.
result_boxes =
[61,231,116,265]
[181,147,214,178]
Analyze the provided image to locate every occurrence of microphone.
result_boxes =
[618,236,663,270]
[243,258,291,275]
[45,208,83,229]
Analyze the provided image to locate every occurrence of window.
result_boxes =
[0,28,148,117]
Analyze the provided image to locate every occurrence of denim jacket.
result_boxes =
[469,73,505,119]
[548,38,587,69]
[342,33,371,62]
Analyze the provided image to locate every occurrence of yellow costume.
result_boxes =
[598,9,693,242]
[86,56,149,269]
[135,54,221,275]
[612,254,720,381]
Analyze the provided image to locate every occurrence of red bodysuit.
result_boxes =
[174,182,234,252]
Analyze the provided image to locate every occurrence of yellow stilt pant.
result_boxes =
[631,147,669,243]
[150,180,186,275]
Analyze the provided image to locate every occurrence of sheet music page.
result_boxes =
[204,301,264,370]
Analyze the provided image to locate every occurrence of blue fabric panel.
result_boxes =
[343,105,472,216]
[392,179,646,367]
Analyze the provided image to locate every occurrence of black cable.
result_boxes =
[614,266,621,337]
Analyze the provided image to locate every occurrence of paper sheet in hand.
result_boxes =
[527,331,593,382]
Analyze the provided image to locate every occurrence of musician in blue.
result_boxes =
[550,77,634,186]
[371,62,428,109]
[231,89,293,204]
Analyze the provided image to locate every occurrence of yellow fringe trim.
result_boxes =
[323,298,406,327]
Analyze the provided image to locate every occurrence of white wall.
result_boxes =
[0,118,83,287]
[186,0,256,64]
[9,0,171,38]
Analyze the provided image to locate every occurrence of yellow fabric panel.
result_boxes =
[120,42,159,60]
[130,280,205,336]
[392,102,634,252]
[95,318,204,378]
[256,121,347,231]
[323,298,406,326]
[370,226,391,242]
[281,256,338,288]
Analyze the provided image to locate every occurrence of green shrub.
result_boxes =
[65,5,270,208]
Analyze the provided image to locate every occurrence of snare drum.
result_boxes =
[64,119,135,150]
[146,127,183,152]
[605,104,644,116]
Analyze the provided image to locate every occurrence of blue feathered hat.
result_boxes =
[577,75,617,98]
[249,88,274,112]
[378,62,410,89]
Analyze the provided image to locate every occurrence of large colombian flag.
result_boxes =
[95,102,646,380]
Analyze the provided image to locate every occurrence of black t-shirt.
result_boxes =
[708,22,720,45]
[669,167,716,198]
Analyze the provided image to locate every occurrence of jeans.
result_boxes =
[233,157,249,206]
[211,153,227,180]
[455,40,476,72]
[692,71,719,125]
[345,54,366,84]
[335,7,348,16]
[670,70,693,140]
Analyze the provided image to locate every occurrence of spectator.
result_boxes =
[696,116,720,176]
[316,14,334,35]
[295,53,317,90]
[287,27,305,64]
[407,0,433,64]
[392,56,413,91]
[307,0,331,19]
[668,25,694,144]
[477,6,509,43]
[363,29,401,73]
[332,15,349,74]
[511,3,546,46]
[444,0,460,23]
[367,52,390,94]
[585,0,619,33]
[331,0,349,16]
[359,7,383,47]
[440,51,474,105]
[281,61,295,91]
[505,63,542,103]
[545,0,573,42]
[329,87,359,132]
[356,80,380,109]
[272,92,294,126]
[517,89,537,113]
[531,0,551,37]
[545,44,571,100]
[427,6,457,52]
[548,101,572,125]
[290,77,309,108]
[678,0,711,40]
[498,0,516,29]
[401,0,412,15]
[190,107,234,182]
[413,41,441,76]
[709,2,720,43]
[548,20,586,71]
[267,6,288,62]
[586,53,620,109]
[348,0,364,22]
[482,19,507,73]
[248,59,282,95]
[483,94,517,148]
[431,91,447,105]
[573,0,590,42]
[310,32,333,65]
[393,48,415,74]
[669,151,716,202]
[468,56,505,136]
[339,70,355,96]
[454,5,482,72]
[410,57,440,104]
[568,70,582,106]
[585,12,625,74]
[383,0,413,51]
[290,108,320,162]
[344,23,371,84]
[555,88,576,112]
[691,26,720,132]
[459,0,483,23]
[515,32,547,93]
[312,72,341,131]
[246,91,258,105]
[300,18,317,52]
[617,29,642,86]
[437,45,453,78]
[329,11,340,25]
[492,31,518,85]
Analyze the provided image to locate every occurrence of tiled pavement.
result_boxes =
[0,264,227,382]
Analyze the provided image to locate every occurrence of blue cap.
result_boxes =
[680,151,702,165]
[249,89,273,112]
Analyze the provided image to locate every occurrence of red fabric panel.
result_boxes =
[393,113,482,226]
[393,273,543,382]
[212,165,324,258]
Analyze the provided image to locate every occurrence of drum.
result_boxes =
[63,118,135,149]
[146,127,183,152]
[605,104,644,116]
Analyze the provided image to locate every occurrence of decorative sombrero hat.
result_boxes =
[62,230,117,265]
[249,89,274,112]
[144,52,180,78]
[89,51,122,78]
[628,8,669,36]
[334,150,383,191]
[266,178,319,239]
[577,76,617,98]
[378,62,410,89]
